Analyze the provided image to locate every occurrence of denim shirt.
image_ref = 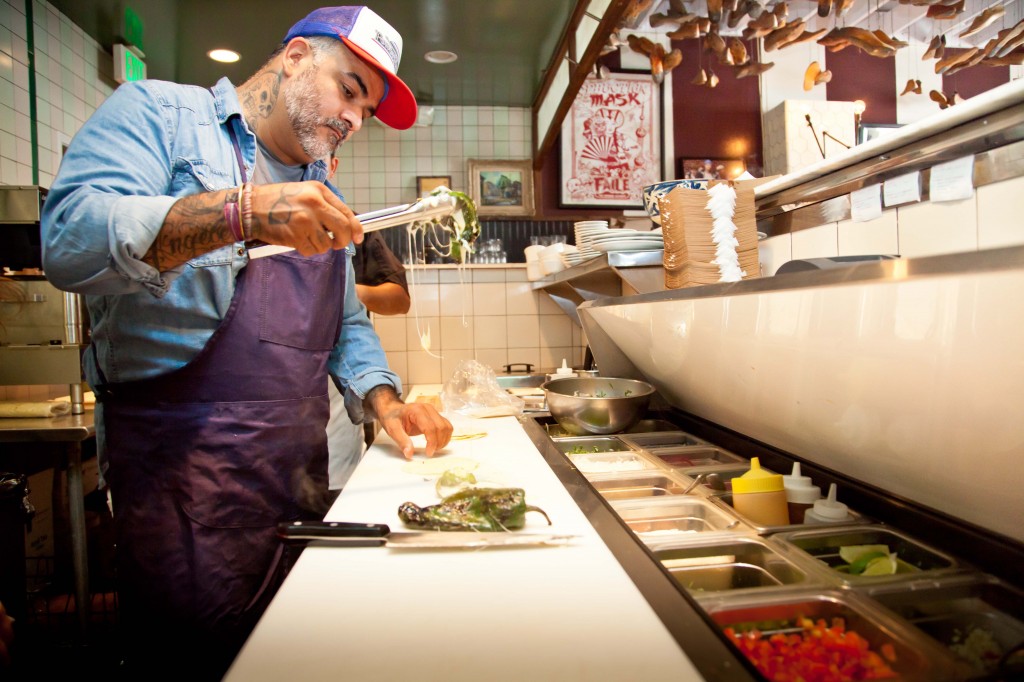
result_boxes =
[41,77,401,424]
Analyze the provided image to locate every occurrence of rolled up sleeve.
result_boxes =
[41,82,178,296]
[329,247,403,424]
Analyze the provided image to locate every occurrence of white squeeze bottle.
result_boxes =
[804,483,854,524]
[782,462,821,524]
[548,359,575,382]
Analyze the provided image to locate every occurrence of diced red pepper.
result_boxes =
[724,616,898,682]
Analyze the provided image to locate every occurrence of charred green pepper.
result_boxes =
[398,487,552,532]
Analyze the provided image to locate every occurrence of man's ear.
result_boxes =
[281,37,313,77]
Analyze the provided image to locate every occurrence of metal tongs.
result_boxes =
[247,192,459,259]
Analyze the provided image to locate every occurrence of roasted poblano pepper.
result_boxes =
[398,487,551,532]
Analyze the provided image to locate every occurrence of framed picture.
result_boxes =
[858,123,902,145]
[678,158,746,181]
[416,175,452,197]
[560,72,663,209]
[467,159,535,217]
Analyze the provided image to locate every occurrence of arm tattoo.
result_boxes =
[142,189,236,271]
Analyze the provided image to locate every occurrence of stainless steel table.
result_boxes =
[0,411,95,635]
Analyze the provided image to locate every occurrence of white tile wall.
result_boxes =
[334,105,532,209]
[374,266,587,388]
[759,175,1024,273]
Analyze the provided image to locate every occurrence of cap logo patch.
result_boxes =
[373,30,401,71]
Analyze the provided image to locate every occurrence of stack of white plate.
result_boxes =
[561,246,587,268]
[588,228,664,253]
[574,220,610,260]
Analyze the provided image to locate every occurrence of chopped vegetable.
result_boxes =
[566,445,601,455]
[948,625,1003,672]
[398,487,551,532]
[724,616,898,681]
[434,467,478,498]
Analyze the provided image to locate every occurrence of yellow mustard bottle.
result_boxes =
[731,457,790,526]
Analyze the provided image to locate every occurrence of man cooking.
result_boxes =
[40,5,451,678]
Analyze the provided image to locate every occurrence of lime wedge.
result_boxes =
[861,553,899,576]
[838,544,891,564]
[848,551,889,575]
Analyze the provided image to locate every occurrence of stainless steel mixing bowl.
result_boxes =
[542,377,656,435]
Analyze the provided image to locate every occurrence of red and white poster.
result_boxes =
[560,73,662,208]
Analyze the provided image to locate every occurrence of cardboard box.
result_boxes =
[24,467,54,560]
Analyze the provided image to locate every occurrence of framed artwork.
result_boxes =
[467,159,535,217]
[416,175,452,197]
[858,123,902,145]
[678,158,746,181]
[560,72,663,209]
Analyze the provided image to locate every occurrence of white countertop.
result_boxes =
[225,392,702,681]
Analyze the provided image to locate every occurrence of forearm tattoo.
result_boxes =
[142,189,237,271]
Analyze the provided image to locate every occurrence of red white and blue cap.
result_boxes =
[283,6,417,130]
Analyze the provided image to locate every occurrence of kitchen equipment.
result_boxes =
[542,376,655,435]
[1,186,89,414]
[803,483,853,524]
[248,193,460,259]
[277,520,575,549]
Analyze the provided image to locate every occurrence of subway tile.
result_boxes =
[373,316,407,352]
[440,349,475,383]
[0,155,16,183]
[473,348,507,375]
[406,350,442,385]
[472,315,508,349]
[791,223,838,260]
[0,129,13,159]
[440,315,474,350]
[837,212,898,256]
[15,132,30,163]
[977,177,1024,250]
[541,346,580,371]
[408,281,440,318]
[10,31,24,65]
[506,314,539,348]
[537,292,563,316]
[539,314,573,347]
[506,347,540,373]
[405,266,438,284]
[897,197,978,258]
[471,268,505,283]
[505,280,538,315]
[439,281,473,317]
[385,351,407,384]
[471,282,506,316]
[406,316,439,351]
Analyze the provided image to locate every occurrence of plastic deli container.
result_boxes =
[647,535,824,598]
[610,496,747,541]
[866,574,1024,679]
[703,589,964,681]
[774,524,962,588]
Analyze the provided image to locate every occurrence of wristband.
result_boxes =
[224,189,243,242]
[240,182,253,241]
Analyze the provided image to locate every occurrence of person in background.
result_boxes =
[0,600,12,668]
[40,6,451,679]
[324,155,410,493]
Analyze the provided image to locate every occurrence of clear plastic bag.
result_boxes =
[441,360,524,418]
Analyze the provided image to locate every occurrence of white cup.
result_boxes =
[524,245,545,263]
[526,261,544,280]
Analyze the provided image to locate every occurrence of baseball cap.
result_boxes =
[283,6,417,130]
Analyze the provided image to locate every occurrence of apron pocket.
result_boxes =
[258,251,341,351]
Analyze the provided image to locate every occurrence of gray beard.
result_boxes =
[286,67,350,161]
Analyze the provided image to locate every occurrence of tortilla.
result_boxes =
[402,456,480,476]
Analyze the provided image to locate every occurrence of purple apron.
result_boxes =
[97,246,344,673]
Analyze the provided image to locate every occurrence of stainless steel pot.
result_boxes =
[542,377,655,435]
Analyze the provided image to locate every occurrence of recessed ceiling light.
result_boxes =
[208,49,241,63]
[424,50,457,64]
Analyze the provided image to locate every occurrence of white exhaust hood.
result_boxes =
[579,246,1024,543]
